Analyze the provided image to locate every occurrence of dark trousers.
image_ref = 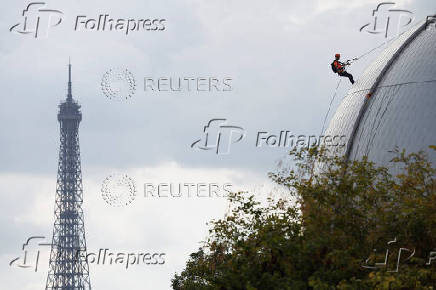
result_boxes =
[338,71,354,84]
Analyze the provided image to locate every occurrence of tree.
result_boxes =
[172,147,436,289]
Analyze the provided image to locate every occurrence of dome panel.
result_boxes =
[325,18,436,168]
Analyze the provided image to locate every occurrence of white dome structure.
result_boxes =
[325,18,436,167]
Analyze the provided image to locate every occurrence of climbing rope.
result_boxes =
[352,78,436,94]
[347,32,405,64]
[350,41,387,63]
[320,78,341,135]
[320,33,407,134]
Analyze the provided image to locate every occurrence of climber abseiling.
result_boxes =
[331,53,355,84]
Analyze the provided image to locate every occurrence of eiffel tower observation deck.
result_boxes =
[46,62,92,290]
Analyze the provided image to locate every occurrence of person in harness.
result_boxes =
[331,53,355,84]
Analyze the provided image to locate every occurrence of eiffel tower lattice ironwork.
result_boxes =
[46,62,91,290]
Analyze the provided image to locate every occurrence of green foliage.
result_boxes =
[172,147,436,289]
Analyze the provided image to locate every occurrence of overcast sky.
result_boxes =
[1,0,435,289]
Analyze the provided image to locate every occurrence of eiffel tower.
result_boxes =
[46,62,92,290]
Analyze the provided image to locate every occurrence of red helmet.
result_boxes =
[335,53,340,58]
